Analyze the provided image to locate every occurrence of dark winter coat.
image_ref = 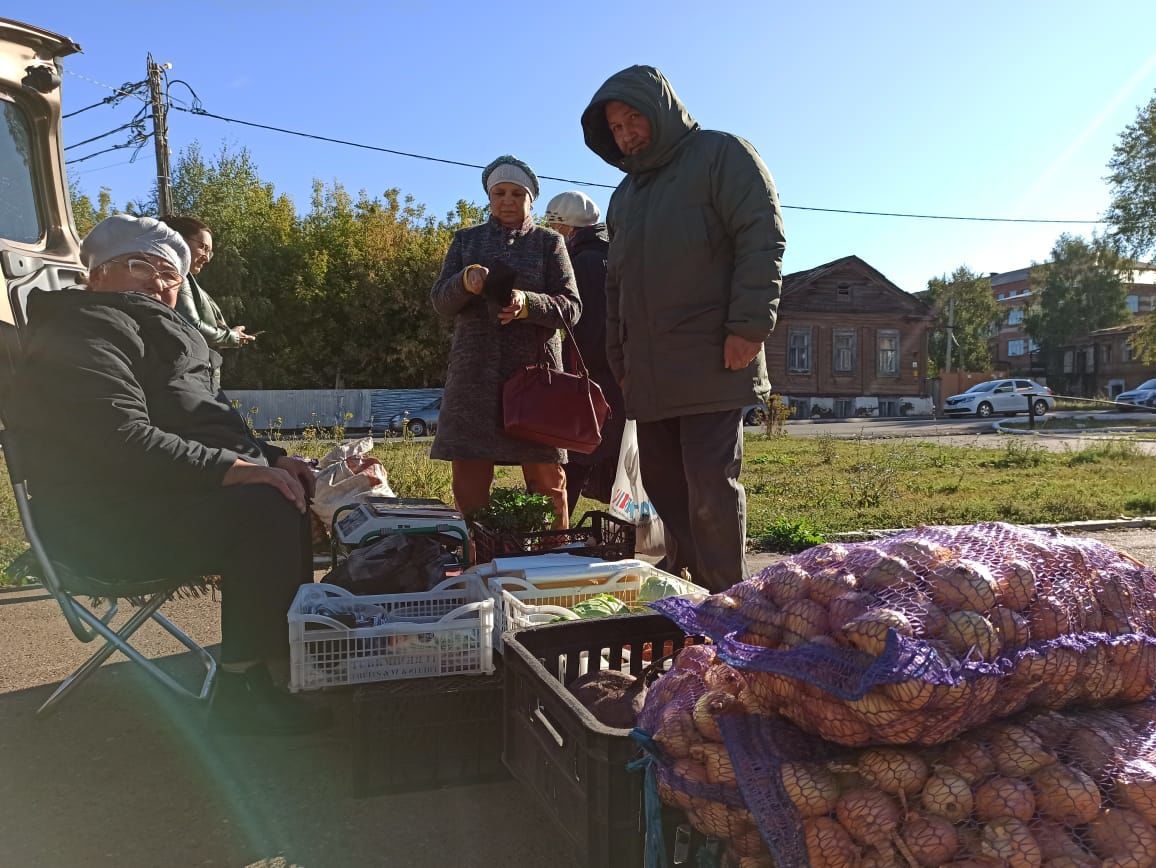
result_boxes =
[581,65,787,423]
[430,216,582,464]
[565,223,625,466]
[8,288,284,522]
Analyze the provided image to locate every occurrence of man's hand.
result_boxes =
[274,455,317,499]
[498,289,527,325]
[724,334,764,371]
[222,459,308,513]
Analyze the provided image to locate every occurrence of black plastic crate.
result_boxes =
[472,510,635,564]
[352,669,508,797]
[501,614,706,868]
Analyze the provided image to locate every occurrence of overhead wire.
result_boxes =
[170,104,1109,225]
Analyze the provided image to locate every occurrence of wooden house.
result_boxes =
[766,256,934,417]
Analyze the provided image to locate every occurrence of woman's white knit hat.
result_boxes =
[544,191,601,227]
[80,214,191,275]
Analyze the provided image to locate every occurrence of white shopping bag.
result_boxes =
[609,420,666,559]
[310,436,397,527]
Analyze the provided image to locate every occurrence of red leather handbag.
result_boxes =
[502,297,611,454]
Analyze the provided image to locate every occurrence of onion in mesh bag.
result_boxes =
[652,522,1156,746]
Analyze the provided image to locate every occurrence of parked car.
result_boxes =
[742,402,768,427]
[386,398,441,436]
[943,378,1054,418]
[1114,378,1156,412]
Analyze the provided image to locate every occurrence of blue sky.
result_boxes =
[10,1,1156,293]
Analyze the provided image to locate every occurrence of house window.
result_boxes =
[1103,344,1113,365]
[833,329,856,374]
[1007,308,1023,326]
[1063,350,1074,373]
[1028,339,1039,353]
[788,328,811,373]
[1085,349,1095,373]
[997,293,1006,300]
[836,287,852,302]
[1125,341,1136,362]
[1007,339,1026,357]
[1127,295,1139,314]
[835,399,854,418]
[878,399,899,417]
[876,329,899,377]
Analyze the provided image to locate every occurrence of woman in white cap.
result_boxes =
[9,214,328,735]
[430,155,582,528]
[545,191,625,518]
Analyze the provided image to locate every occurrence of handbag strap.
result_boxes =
[542,295,591,378]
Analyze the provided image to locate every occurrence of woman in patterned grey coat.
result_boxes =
[430,156,582,528]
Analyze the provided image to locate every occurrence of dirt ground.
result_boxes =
[2,524,1155,867]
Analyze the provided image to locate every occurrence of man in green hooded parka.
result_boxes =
[581,65,786,592]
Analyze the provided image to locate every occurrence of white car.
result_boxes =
[1114,378,1156,412]
[943,378,1055,418]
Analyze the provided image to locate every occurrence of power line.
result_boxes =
[168,104,1107,225]
[785,205,1105,224]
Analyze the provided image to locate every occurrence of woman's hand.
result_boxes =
[498,289,527,325]
[222,458,308,513]
[233,325,257,346]
[463,264,489,295]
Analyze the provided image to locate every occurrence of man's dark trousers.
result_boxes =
[38,485,312,664]
[636,409,747,592]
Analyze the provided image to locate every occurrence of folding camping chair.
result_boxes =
[0,426,217,717]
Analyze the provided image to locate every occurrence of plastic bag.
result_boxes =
[321,532,456,595]
[310,436,396,527]
[609,420,666,559]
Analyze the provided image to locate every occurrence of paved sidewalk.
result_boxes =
[2,524,1155,867]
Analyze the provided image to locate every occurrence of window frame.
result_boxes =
[832,328,856,374]
[876,328,899,377]
[787,326,811,374]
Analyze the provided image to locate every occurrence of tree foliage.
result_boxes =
[72,143,486,389]
[69,185,115,238]
[1024,234,1131,377]
[925,266,1000,373]
[1106,91,1156,261]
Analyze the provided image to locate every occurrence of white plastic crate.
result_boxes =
[288,578,495,692]
[487,562,706,652]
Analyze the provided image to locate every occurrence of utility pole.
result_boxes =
[147,54,173,218]
[944,297,956,374]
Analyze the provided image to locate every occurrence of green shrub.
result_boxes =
[758,516,827,552]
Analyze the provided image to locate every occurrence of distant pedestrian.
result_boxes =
[430,156,582,528]
[544,191,625,518]
[581,65,786,591]
[162,216,255,388]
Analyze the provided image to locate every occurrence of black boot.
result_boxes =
[209,664,332,736]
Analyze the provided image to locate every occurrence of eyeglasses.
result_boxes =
[105,257,184,289]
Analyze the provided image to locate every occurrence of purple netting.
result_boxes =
[650,522,1156,745]
[713,702,1156,867]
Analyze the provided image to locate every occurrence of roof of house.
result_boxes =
[783,254,932,314]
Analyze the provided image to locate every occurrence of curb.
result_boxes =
[827,515,1156,541]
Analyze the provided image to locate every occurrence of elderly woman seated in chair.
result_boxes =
[9,214,327,735]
